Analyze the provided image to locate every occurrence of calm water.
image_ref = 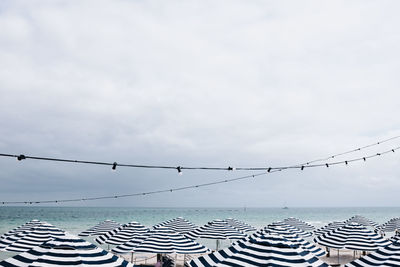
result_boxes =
[0,206,399,260]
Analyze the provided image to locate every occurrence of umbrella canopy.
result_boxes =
[314,222,391,251]
[79,220,121,237]
[0,222,65,252]
[0,220,43,240]
[345,239,400,267]
[224,218,256,233]
[154,217,198,234]
[112,226,209,254]
[0,233,133,267]
[95,221,149,245]
[345,215,379,228]
[187,219,246,240]
[253,227,325,257]
[314,221,346,237]
[380,218,400,232]
[267,222,312,238]
[283,217,316,232]
[186,234,329,267]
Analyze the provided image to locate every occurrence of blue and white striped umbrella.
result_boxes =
[154,217,198,234]
[314,223,391,251]
[314,221,346,237]
[0,233,134,267]
[187,220,246,240]
[0,220,43,240]
[224,218,256,233]
[267,221,312,238]
[186,234,329,267]
[283,217,316,232]
[345,239,400,267]
[380,218,400,232]
[0,222,65,252]
[345,216,379,228]
[95,221,149,245]
[79,220,121,237]
[112,226,209,254]
[253,227,325,257]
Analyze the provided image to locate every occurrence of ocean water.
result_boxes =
[0,206,399,261]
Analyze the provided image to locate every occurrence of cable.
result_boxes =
[1,145,398,205]
[1,134,400,172]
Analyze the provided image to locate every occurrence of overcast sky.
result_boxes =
[0,0,399,207]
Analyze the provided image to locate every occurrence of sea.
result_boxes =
[0,206,399,261]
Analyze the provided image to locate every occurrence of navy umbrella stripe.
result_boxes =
[112,227,209,254]
[267,221,312,238]
[0,223,65,252]
[95,221,149,245]
[79,220,121,237]
[187,219,246,240]
[0,233,133,267]
[254,227,326,257]
[186,234,329,267]
[345,239,400,267]
[283,217,316,232]
[154,217,198,234]
[224,218,256,233]
[0,220,43,240]
[314,223,391,251]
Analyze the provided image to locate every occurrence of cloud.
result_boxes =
[0,0,400,206]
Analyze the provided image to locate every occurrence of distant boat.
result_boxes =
[282,206,289,209]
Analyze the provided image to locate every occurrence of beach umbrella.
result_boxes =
[267,221,312,238]
[314,223,390,251]
[253,227,326,257]
[95,221,149,245]
[186,219,246,250]
[345,239,400,267]
[0,222,65,252]
[283,217,316,232]
[154,217,198,234]
[0,233,133,267]
[112,226,209,254]
[345,215,379,228]
[78,220,121,237]
[0,220,43,240]
[314,221,345,237]
[186,233,329,267]
[224,218,256,233]
[380,218,400,233]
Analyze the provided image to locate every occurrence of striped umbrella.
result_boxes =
[187,220,246,240]
[78,220,121,237]
[0,223,65,252]
[345,215,379,228]
[186,233,329,267]
[0,220,43,240]
[224,218,256,233]
[112,226,209,254]
[267,221,312,238]
[254,227,326,257]
[283,217,316,232]
[0,233,133,267]
[314,223,391,251]
[154,217,198,234]
[95,221,149,245]
[380,218,400,232]
[314,221,346,237]
[345,239,400,267]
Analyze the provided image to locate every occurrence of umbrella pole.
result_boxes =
[131,252,133,263]
[337,249,340,265]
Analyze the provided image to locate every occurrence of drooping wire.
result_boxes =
[0,135,399,171]
[1,145,398,205]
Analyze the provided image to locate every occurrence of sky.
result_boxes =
[0,0,399,207]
